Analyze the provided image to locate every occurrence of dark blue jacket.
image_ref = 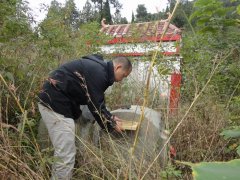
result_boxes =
[38,54,116,131]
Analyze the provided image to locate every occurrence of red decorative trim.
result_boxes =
[107,35,181,44]
[169,72,182,114]
[110,52,180,57]
[110,52,145,57]
[163,52,179,56]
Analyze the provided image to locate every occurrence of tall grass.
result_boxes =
[1,0,239,179]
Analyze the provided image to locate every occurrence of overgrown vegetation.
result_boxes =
[0,0,240,179]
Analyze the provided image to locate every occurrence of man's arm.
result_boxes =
[87,93,121,132]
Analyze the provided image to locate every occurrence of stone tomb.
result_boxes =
[76,105,167,167]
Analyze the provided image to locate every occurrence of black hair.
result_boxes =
[112,56,132,71]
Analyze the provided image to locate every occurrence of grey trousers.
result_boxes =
[38,103,76,180]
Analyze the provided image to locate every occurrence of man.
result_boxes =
[38,54,132,179]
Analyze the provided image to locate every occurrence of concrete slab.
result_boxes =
[105,105,167,166]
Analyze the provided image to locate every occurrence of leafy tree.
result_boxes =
[172,0,194,28]
[46,0,63,17]
[102,0,112,24]
[135,4,165,22]
[119,17,128,24]
[169,0,177,12]
[131,11,135,23]
[109,0,122,16]
[0,0,32,42]
[38,0,69,47]
[150,11,167,21]
[80,0,96,23]
[136,4,148,22]
[163,0,195,28]
[112,9,128,24]
[190,0,237,33]
[63,0,80,30]
[90,0,122,23]
[165,5,170,14]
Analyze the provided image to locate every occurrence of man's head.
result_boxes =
[112,57,132,82]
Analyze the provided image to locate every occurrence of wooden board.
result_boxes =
[121,120,139,131]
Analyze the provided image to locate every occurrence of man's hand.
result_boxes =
[113,116,123,133]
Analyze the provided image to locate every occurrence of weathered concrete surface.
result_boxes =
[106,105,167,166]
[75,105,100,153]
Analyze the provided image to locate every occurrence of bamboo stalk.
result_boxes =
[130,0,181,164]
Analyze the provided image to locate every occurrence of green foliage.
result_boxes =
[238,5,240,14]
[131,11,135,23]
[237,146,240,155]
[190,0,238,33]
[134,4,165,22]
[136,4,148,22]
[119,17,128,24]
[0,0,32,42]
[132,0,194,27]
[64,0,80,30]
[102,0,112,24]
[39,0,69,48]
[160,163,182,179]
[221,128,240,156]
[90,0,122,23]
[0,2,112,123]
[74,21,110,56]
[182,26,240,104]
[170,0,195,28]
[221,128,240,139]
[182,159,240,180]
[80,0,97,23]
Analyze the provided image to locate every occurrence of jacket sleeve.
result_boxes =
[87,89,116,132]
